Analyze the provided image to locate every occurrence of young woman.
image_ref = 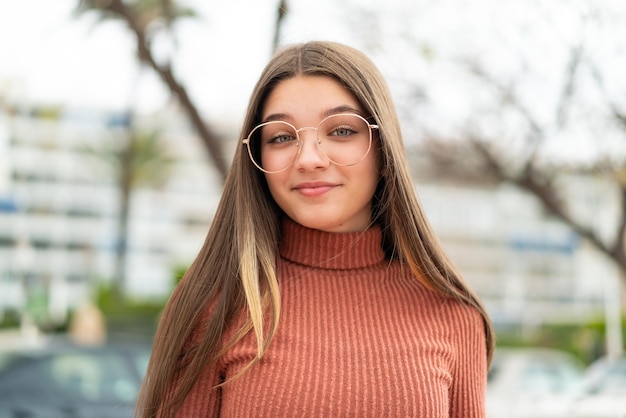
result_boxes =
[137,41,494,417]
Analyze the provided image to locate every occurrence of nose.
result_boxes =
[293,127,330,170]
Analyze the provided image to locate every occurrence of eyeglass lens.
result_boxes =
[246,114,372,173]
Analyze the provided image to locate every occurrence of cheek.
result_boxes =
[364,165,383,207]
[263,173,285,203]
[363,169,381,200]
[362,152,382,192]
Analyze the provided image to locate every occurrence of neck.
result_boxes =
[279,218,385,270]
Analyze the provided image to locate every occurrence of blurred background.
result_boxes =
[0,0,625,417]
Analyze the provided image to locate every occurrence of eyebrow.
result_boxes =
[262,105,365,124]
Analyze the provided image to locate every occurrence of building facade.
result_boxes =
[0,104,224,325]
[0,103,622,335]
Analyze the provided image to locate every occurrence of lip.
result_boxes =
[292,181,337,197]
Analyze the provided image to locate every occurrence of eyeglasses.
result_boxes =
[243,113,379,173]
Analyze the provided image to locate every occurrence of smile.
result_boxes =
[293,182,337,197]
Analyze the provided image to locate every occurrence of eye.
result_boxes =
[268,133,297,144]
[329,125,358,138]
[260,122,298,145]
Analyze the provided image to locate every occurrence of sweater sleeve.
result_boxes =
[170,301,226,417]
[172,360,223,417]
[449,305,488,418]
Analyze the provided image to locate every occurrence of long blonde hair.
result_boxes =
[136,41,495,417]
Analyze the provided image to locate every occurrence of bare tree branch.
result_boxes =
[588,59,626,131]
[468,62,545,172]
[615,191,626,261]
[272,0,289,53]
[555,44,583,129]
[460,42,626,277]
[469,137,626,274]
[78,0,229,181]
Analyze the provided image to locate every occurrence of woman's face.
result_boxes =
[260,75,380,233]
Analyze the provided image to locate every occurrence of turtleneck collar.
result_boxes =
[278,218,386,270]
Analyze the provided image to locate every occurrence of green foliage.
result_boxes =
[496,318,625,365]
[128,130,178,187]
[92,260,186,338]
[172,263,188,286]
[94,284,167,340]
[74,0,198,35]
[80,126,179,301]
[0,310,21,329]
[80,128,177,189]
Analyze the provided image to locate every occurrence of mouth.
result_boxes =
[293,182,337,197]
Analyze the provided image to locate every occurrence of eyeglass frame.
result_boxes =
[242,113,379,174]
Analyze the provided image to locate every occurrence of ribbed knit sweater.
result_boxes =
[173,219,488,417]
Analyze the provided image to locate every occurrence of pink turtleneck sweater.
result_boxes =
[172,220,487,417]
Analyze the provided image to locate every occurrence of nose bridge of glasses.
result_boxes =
[295,126,320,143]
[292,126,330,166]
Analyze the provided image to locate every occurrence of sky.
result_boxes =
[0,0,278,122]
[1,0,625,162]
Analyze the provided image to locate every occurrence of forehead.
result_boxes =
[261,75,363,121]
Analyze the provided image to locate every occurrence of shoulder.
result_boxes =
[442,297,486,338]
[387,262,483,321]
[440,296,488,365]
[389,261,486,336]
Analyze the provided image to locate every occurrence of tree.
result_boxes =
[389,2,625,355]
[74,0,229,181]
[74,0,296,179]
[415,47,626,281]
[73,0,294,300]
[347,1,626,284]
[411,41,626,358]
[83,123,177,301]
[272,0,289,53]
